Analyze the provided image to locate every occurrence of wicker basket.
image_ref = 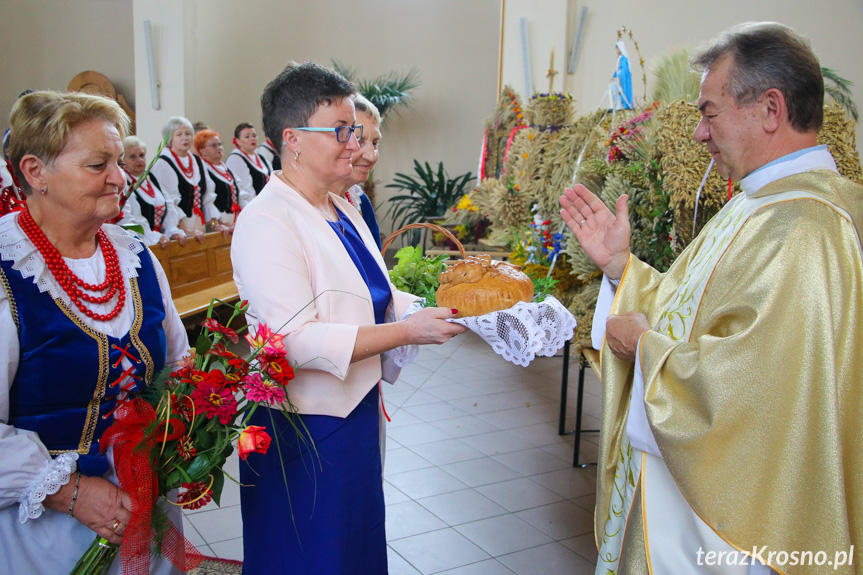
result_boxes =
[381,223,467,259]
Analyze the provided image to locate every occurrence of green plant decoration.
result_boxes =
[385,160,475,236]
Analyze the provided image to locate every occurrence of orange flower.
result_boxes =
[238,425,271,460]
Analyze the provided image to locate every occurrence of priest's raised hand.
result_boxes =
[559,184,631,280]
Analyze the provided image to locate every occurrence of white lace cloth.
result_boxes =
[387,301,425,372]
[448,296,576,367]
[17,452,78,523]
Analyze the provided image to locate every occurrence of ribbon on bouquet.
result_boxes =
[100,398,204,574]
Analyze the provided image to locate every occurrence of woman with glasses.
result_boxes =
[225,122,271,208]
[231,62,466,574]
[331,94,383,249]
[195,129,239,229]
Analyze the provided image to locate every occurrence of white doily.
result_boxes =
[449,296,576,367]
[385,301,424,374]
[18,452,79,523]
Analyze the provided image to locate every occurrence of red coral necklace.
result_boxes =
[169,148,196,180]
[18,205,125,321]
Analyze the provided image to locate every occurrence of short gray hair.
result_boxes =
[161,116,194,141]
[692,22,823,132]
[123,135,146,152]
[353,94,381,125]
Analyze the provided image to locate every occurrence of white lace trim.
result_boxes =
[17,452,79,523]
[390,301,425,368]
[449,296,576,367]
[0,212,144,308]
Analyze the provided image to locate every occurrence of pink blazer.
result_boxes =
[231,175,418,417]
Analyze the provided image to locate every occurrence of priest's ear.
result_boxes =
[760,87,787,134]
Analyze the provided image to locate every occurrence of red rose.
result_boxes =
[237,425,271,460]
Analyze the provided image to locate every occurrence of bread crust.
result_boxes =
[436,254,534,317]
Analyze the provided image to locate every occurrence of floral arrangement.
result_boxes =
[510,207,566,268]
[605,104,657,163]
[74,299,305,574]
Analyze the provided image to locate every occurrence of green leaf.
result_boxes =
[195,333,211,358]
[186,452,213,482]
[210,469,225,507]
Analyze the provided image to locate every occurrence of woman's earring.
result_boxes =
[294,149,300,163]
[40,187,47,195]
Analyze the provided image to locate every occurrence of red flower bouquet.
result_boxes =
[72,299,307,574]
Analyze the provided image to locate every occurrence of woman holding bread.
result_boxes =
[231,61,466,575]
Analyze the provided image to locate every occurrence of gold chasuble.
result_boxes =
[596,170,863,574]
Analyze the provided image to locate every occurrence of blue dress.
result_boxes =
[241,208,391,575]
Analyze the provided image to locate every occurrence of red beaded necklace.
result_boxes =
[204,159,234,183]
[18,205,126,322]
[169,148,196,180]
[240,150,265,171]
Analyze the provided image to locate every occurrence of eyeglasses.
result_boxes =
[294,125,363,143]
[204,142,223,148]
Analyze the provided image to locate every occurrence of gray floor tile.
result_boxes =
[416,488,508,526]
[385,447,435,475]
[384,480,412,505]
[440,457,523,488]
[449,394,513,415]
[409,438,486,466]
[476,406,546,430]
[208,536,243,561]
[182,515,205,547]
[498,542,596,575]
[477,478,563,512]
[504,421,568,447]
[402,401,470,422]
[402,389,445,407]
[455,514,552,556]
[460,431,535,456]
[437,560,516,574]
[561,533,599,564]
[389,528,490,574]
[424,383,482,401]
[385,500,448,541]
[493,447,572,476]
[387,546,422,574]
[515,500,594,540]
[187,503,243,544]
[529,467,597,499]
[387,466,469,499]
[430,415,501,438]
[386,422,453,447]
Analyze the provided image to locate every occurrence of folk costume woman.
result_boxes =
[225,122,271,208]
[150,116,223,237]
[118,135,184,248]
[195,129,240,228]
[255,136,281,172]
[0,91,188,573]
[231,62,465,575]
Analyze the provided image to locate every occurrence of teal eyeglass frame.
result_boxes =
[294,125,363,143]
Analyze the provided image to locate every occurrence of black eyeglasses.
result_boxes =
[294,125,363,143]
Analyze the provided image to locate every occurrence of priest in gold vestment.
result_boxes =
[560,23,862,574]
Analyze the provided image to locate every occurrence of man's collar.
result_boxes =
[739,145,837,196]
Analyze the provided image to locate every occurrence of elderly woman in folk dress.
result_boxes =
[0,91,188,573]
[149,116,224,238]
[232,62,466,575]
[330,94,384,249]
[195,129,240,229]
[225,122,271,208]
[118,135,186,248]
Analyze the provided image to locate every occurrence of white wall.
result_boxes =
[540,0,863,143]
[132,0,188,152]
[0,0,135,136]
[501,0,569,96]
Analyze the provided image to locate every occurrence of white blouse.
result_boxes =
[0,212,188,574]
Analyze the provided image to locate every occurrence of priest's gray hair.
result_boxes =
[692,22,823,132]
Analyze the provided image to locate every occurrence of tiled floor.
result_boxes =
[182,331,603,574]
